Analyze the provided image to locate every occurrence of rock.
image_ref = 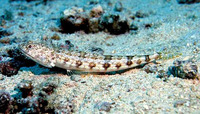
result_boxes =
[63,7,84,17]
[0,60,20,76]
[12,96,55,113]
[70,75,82,82]
[157,70,169,79]
[174,100,187,107]
[9,0,49,2]
[42,82,57,95]
[100,13,129,35]
[59,40,75,51]
[88,18,100,33]
[130,23,138,31]
[143,63,158,73]
[89,47,104,55]
[7,49,36,67]
[60,7,130,35]
[135,11,149,18]
[95,102,113,112]
[0,28,12,39]
[168,59,198,79]
[90,5,103,18]
[60,14,89,33]
[0,17,6,26]
[0,90,11,113]
[11,79,56,113]
[114,1,123,12]
[17,80,33,98]
[144,23,152,29]
[177,0,200,4]
[51,33,60,40]
[3,9,13,21]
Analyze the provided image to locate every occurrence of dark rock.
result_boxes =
[51,33,60,40]
[12,96,55,113]
[65,40,74,49]
[88,18,100,33]
[157,70,169,78]
[0,17,6,26]
[100,13,129,35]
[89,0,99,5]
[3,9,13,21]
[17,80,33,98]
[168,60,198,79]
[60,15,89,33]
[9,0,50,3]
[70,74,82,82]
[0,60,20,76]
[42,83,57,95]
[135,11,149,18]
[0,28,12,39]
[7,49,36,67]
[144,23,152,29]
[11,81,55,113]
[0,90,11,113]
[59,40,74,51]
[60,7,131,35]
[89,47,104,55]
[177,0,200,4]
[130,23,138,31]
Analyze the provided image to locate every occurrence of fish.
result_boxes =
[19,43,160,73]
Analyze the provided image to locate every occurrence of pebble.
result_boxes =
[114,1,123,12]
[174,100,187,107]
[70,75,82,82]
[90,5,103,18]
[177,0,200,4]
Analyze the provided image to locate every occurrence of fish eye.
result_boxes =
[27,44,32,48]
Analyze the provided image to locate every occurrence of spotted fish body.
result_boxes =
[19,43,159,72]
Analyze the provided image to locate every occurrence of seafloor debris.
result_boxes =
[177,0,200,4]
[0,60,20,76]
[60,13,89,33]
[114,1,123,12]
[0,28,12,39]
[3,9,13,21]
[0,90,11,113]
[157,59,199,80]
[9,79,57,113]
[95,102,113,112]
[11,95,55,113]
[174,100,188,108]
[9,0,50,3]
[0,49,35,76]
[143,63,158,73]
[89,5,104,18]
[129,23,138,31]
[168,59,199,79]
[100,13,130,35]
[41,82,57,95]
[16,80,33,98]
[60,6,130,35]
[135,10,149,18]
[51,33,60,40]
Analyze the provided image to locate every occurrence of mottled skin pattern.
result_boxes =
[19,43,159,72]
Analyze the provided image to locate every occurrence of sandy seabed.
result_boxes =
[0,0,200,113]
